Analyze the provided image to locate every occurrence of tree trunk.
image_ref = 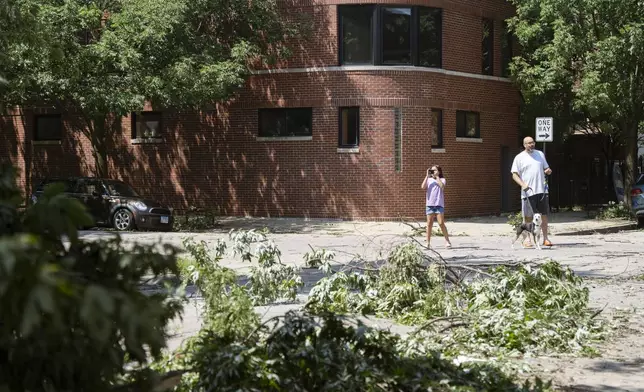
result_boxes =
[91,116,109,178]
[623,123,639,210]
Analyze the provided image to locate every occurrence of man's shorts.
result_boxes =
[426,206,445,215]
[522,193,549,217]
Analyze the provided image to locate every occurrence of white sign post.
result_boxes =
[535,117,554,155]
[535,117,553,142]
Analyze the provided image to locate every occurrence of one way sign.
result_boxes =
[535,117,554,142]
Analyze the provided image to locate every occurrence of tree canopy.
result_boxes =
[0,0,300,177]
[509,0,644,206]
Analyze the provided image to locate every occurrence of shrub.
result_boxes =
[507,211,524,229]
[596,201,632,220]
[0,165,182,392]
[167,311,552,392]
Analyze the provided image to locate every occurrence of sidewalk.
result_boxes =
[209,211,636,238]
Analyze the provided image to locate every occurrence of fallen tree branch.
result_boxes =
[590,302,609,320]
[411,315,466,336]
[446,264,494,278]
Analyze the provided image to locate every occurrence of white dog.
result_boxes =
[511,213,542,250]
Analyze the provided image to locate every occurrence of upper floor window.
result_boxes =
[338,5,441,68]
[259,108,312,137]
[34,114,62,141]
[132,111,162,139]
[482,18,494,75]
[456,111,480,138]
[501,21,512,77]
[339,6,373,64]
[339,107,359,147]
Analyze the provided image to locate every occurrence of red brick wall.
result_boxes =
[1,0,521,220]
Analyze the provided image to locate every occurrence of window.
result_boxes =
[77,179,105,196]
[338,5,442,68]
[132,112,162,139]
[259,108,312,137]
[482,18,494,75]
[501,21,512,77]
[419,8,442,67]
[431,109,443,148]
[394,108,402,172]
[339,5,374,64]
[339,107,359,147]
[34,114,62,141]
[36,178,77,193]
[382,7,412,65]
[456,111,480,138]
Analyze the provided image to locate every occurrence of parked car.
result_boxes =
[31,177,173,231]
[633,173,644,228]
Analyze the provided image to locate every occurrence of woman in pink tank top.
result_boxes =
[421,165,452,248]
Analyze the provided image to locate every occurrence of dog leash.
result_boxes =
[522,188,536,219]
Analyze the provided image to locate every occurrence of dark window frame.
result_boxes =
[258,108,313,138]
[501,21,513,77]
[33,114,62,141]
[337,5,376,65]
[131,111,163,139]
[482,18,494,75]
[338,5,442,68]
[431,109,443,148]
[456,111,481,139]
[338,107,360,148]
[380,6,415,65]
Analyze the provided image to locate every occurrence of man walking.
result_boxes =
[511,136,553,247]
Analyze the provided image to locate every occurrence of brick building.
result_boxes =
[1,0,521,220]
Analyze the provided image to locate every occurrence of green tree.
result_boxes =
[0,0,300,177]
[0,164,184,391]
[509,0,644,207]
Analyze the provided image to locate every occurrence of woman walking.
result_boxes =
[421,165,452,248]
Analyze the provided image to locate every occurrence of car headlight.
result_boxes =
[132,201,147,211]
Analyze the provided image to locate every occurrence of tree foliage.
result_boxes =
[304,243,608,356]
[0,164,183,391]
[509,0,644,206]
[0,0,301,176]
[160,241,554,392]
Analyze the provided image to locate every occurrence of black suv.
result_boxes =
[31,177,174,231]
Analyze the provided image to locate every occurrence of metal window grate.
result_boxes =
[394,108,402,172]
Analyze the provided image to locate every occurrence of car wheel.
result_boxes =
[638,217,644,229]
[113,209,134,231]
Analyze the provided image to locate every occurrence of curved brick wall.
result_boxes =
[1,0,521,219]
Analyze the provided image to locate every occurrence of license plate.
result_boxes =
[160,216,169,224]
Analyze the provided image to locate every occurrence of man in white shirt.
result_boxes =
[511,136,553,247]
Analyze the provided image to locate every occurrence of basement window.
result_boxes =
[339,107,359,148]
[132,112,162,140]
[456,111,480,139]
[34,114,62,141]
[259,108,312,138]
[431,109,443,148]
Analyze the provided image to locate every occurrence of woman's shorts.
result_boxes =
[426,206,445,215]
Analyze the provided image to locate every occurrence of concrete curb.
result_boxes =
[555,222,638,236]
